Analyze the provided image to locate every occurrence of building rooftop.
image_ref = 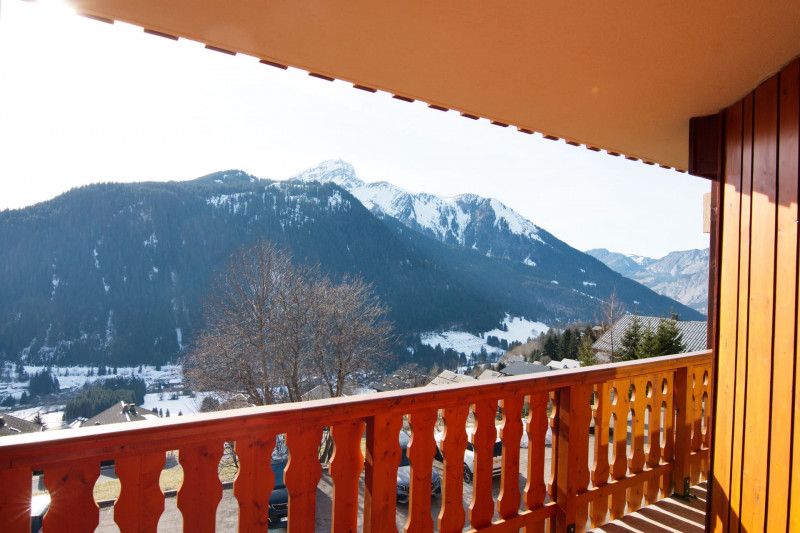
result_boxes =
[0,413,42,437]
[84,402,159,426]
[592,315,708,362]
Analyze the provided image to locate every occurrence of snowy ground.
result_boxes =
[141,391,215,417]
[420,315,549,357]
[0,362,183,401]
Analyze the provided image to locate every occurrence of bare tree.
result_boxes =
[600,287,626,363]
[184,241,395,405]
[184,242,292,406]
[311,276,395,398]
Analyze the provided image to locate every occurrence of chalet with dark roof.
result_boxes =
[84,402,159,427]
[0,414,43,437]
[593,315,708,363]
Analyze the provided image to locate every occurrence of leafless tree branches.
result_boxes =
[184,241,394,405]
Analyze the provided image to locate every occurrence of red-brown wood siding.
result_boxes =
[710,57,800,532]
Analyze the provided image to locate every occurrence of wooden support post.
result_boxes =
[555,384,592,533]
[364,413,402,532]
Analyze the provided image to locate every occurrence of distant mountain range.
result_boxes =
[0,161,702,368]
[585,248,709,315]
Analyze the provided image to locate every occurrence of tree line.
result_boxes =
[62,376,146,421]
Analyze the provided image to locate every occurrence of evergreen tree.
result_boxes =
[620,315,645,360]
[653,316,686,356]
[577,333,598,366]
[636,324,658,359]
[543,333,559,361]
[557,329,573,361]
[19,391,28,404]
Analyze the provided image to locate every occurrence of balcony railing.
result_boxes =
[0,350,712,532]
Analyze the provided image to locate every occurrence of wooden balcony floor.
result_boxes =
[591,482,707,533]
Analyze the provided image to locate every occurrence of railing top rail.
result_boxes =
[0,350,712,470]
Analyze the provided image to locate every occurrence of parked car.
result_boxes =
[268,461,289,528]
[396,430,442,504]
[438,425,553,484]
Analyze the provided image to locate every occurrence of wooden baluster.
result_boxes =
[405,409,437,533]
[284,426,323,533]
[691,367,702,453]
[644,376,663,505]
[523,391,549,533]
[114,452,166,533]
[330,420,365,533]
[177,443,224,533]
[364,412,402,532]
[0,466,32,533]
[590,383,610,528]
[437,405,469,533]
[554,384,592,533]
[234,437,276,532]
[498,395,523,520]
[625,377,646,513]
[43,460,100,533]
[469,398,497,529]
[609,380,630,520]
[659,375,675,498]
[673,366,692,499]
[547,392,559,508]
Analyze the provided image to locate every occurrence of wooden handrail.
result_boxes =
[0,350,713,533]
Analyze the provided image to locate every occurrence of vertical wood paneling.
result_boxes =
[43,461,101,533]
[710,97,744,532]
[710,58,800,533]
[364,412,402,532]
[438,405,469,533]
[284,426,323,533]
[498,395,523,520]
[780,58,800,532]
[114,452,166,533]
[728,91,754,533]
[739,74,779,532]
[0,466,32,533]
[405,409,437,533]
[330,420,365,533]
[177,444,224,533]
[234,437,276,532]
[469,399,497,529]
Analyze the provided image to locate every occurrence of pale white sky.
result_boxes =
[0,0,710,258]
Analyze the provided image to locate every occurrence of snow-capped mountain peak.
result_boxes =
[291,160,546,255]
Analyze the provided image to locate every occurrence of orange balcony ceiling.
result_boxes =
[66,0,800,171]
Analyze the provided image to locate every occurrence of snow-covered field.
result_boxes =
[0,362,183,401]
[141,391,215,417]
[421,315,549,356]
